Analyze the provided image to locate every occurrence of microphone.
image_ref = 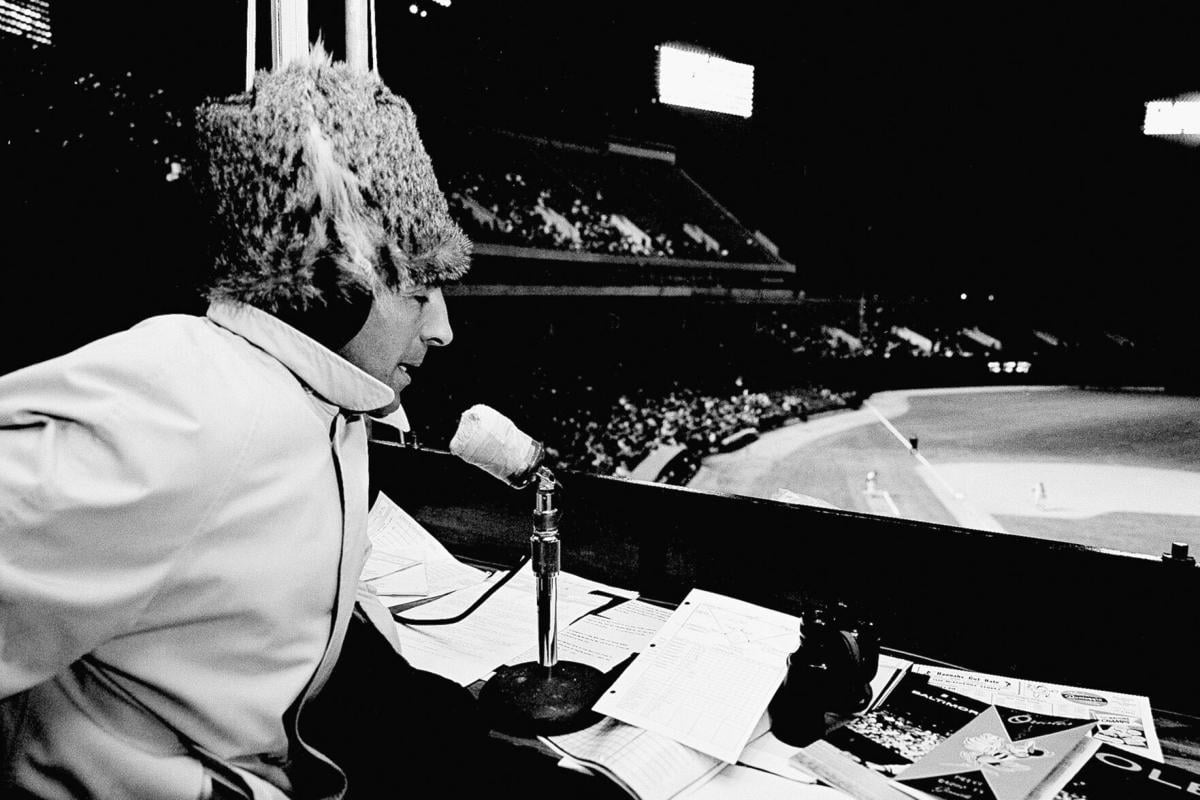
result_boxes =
[446,404,605,736]
[450,404,546,488]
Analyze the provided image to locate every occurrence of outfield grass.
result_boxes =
[690,387,1200,558]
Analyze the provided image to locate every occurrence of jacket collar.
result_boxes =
[206,302,394,414]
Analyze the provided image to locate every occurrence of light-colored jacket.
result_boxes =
[0,302,402,799]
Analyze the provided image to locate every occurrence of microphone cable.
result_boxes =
[391,553,531,626]
[381,405,547,626]
[372,438,531,626]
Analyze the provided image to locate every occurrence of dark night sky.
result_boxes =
[26,2,1200,307]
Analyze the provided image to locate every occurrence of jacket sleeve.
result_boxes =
[0,354,220,699]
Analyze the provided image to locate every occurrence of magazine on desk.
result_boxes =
[909,664,1162,763]
[809,669,1187,800]
[890,701,1097,800]
[822,671,993,778]
[1053,743,1200,799]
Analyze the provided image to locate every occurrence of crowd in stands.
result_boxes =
[402,298,886,486]
[538,383,856,480]
[2,40,198,191]
[439,130,776,263]
[449,170,655,256]
[751,300,1074,364]
[406,374,859,487]
[518,293,1108,484]
[399,293,1165,487]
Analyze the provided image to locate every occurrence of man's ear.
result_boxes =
[274,260,375,351]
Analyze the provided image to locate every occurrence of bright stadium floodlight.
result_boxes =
[1143,94,1200,145]
[656,43,754,118]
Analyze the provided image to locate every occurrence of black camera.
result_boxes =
[768,602,880,746]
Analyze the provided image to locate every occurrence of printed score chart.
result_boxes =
[547,717,724,800]
[593,588,801,764]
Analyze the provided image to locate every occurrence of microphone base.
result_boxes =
[479,660,607,736]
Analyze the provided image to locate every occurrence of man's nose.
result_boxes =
[423,289,453,347]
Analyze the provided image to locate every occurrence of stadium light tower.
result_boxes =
[656,43,754,118]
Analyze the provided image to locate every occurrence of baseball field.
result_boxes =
[689,386,1200,558]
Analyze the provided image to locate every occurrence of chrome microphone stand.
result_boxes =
[532,467,562,667]
[477,466,607,735]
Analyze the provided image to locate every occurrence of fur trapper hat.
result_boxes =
[193,42,470,315]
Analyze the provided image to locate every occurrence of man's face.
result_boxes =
[338,285,453,416]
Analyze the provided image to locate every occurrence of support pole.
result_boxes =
[271,0,308,69]
[345,0,369,72]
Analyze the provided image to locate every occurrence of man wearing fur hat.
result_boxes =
[0,45,502,799]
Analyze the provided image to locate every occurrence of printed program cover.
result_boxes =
[894,704,1096,800]
[824,670,989,777]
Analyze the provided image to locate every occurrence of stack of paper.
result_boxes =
[544,717,725,800]
[677,766,856,799]
[546,711,849,799]
[544,592,917,799]
[361,550,426,596]
[364,493,490,600]
[391,560,635,685]
[506,598,672,674]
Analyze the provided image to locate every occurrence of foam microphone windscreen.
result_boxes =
[449,404,543,486]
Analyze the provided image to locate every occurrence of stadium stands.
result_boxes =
[438,128,785,265]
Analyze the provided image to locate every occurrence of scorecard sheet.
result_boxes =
[593,588,801,763]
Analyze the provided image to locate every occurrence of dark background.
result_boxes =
[4,2,1199,366]
[379,2,1200,307]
